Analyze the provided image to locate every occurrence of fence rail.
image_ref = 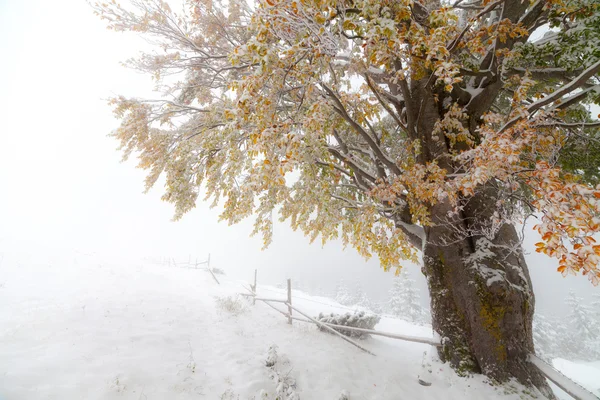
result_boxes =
[240,270,599,400]
[151,258,599,400]
[153,254,222,285]
[289,303,376,355]
[241,272,441,353]
[529,354,599,400]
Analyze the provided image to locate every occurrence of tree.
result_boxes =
[532,312,564,363]
[94,0,600,394]
[564,290,598,360]
[592,292,600,323]
[335,280,354,306]
[533,294,600,363]
[388,269,426,323]
[353,284,374,310]
[591,292,600,355]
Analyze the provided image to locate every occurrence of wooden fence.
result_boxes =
[155,254,221,285]
[149,258,599,400]
[240,270,599,400]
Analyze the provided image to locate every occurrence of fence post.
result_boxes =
[253,269,257,305]
[287,279,292,325]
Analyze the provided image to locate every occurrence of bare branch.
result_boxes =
[527,59,600,114]
[534,120,600,129]
[448,0,507,53]
[321,83,402,176]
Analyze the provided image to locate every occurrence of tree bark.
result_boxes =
[403,70,555,397]
[421,193,554,397]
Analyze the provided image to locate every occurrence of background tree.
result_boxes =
[335,280,354,306]
[388,269,427,324]
[353,284,374,311]
[593,292,600,328]
[532,292,600,363]
[94,0,600,395]
[564,290,598,359]
[532,313,562,363]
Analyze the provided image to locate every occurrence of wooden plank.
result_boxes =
[253,269,257,305]
[261,299,289,317]
[238,293,288,303]
[529,354,599,400]
[286,312,440,346]
[252,297,310,323]
[291,316,311,323]
[246,292,440,346]
[207,267,220,285]
[287,279,292,325]
[317,322,441,347]
[255,297,288,303]
[288,304,376,356]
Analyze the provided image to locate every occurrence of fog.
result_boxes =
[0,0,597,318]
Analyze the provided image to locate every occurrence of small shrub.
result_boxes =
[265,345,278,367]
[220,389,239,400]
[214,295,248,315]
[265,345,300,399]
[315,311,380,339]
[338,390,350,400]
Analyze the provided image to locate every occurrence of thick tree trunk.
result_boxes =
[400,73,555,396]
[421,193,554,397]
[402,74,554,397]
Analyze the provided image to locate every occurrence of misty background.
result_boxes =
[0,0,597,317]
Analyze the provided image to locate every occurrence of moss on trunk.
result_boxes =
[421,200,554,398]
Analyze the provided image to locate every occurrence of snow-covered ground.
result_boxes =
[0,247,598,399]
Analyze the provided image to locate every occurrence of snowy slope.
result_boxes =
[0,248,598,399]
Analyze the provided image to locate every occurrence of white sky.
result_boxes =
[0,0,597,314]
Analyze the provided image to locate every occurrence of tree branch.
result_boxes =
[528,59,600,114]
[508,67,584,81]
[448,0,507,53]
[499,60,600,132]
[534,120,600,129]
[321,83,402,176]
[364,75,408,133]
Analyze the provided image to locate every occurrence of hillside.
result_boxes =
[0,247,598,399]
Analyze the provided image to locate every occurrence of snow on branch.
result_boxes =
[500,59,600,132]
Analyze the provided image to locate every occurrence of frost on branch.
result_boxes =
[95,0,600,285]
[315,311,381,339]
